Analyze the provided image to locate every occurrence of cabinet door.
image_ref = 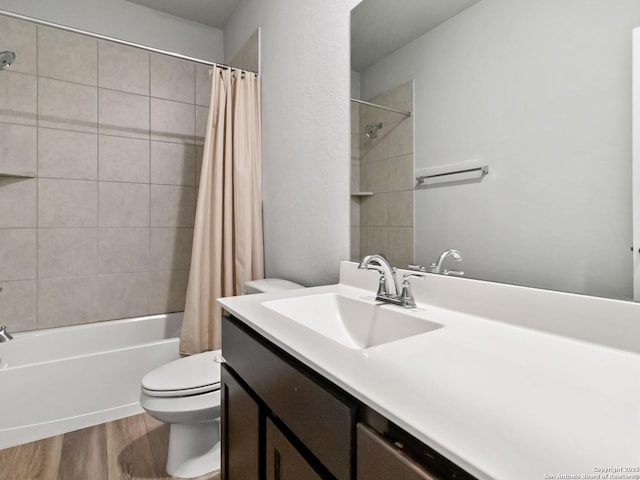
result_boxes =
[221,365,260,480]
[357,424,441,480]
[266,418,323,480]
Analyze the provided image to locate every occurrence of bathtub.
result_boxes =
[0,313,182,450]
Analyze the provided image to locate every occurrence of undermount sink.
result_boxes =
[262,293,442,350]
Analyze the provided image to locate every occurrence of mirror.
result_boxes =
[351,0,640,302]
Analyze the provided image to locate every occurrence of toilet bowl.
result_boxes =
[140,351,222,478]
[140,278,304,478]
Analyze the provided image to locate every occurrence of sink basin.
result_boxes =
[262,293,442,350]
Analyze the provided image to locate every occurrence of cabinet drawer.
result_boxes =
[357,424,441,480]
[266,418,323,480]
[223,316,355,480]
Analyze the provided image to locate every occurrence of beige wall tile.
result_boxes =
[150,98,195,144]
[0,229,36,281]
[150,142,196,186]
[388,154,414,192]
[0,17,36,75]
[195,106,208,145]
[99,182,149,227]
[388,191,413,227]
[38,128,97,180]
[386,119,413,158]
[99,227,149,274]
[38,228,98,278]
[385,81,413,113]
[350,197,360,227]
[350,104,359,134]
[359,133,389,164]
[38,26,97,86]
[0,280,37,332]
[150,54,195,104]
[149,269,189,314]
[350,227,360,262]
[99,135,149,183]
[0,123,36,174]
[38,276,97,328]
[98,272,149,321]
[350,162,360,193]
[228,30,259,72]
[150,185,196,227]
[98,89,149,139]
[361,160,389,193]
[0,71,37,125]
[98,41,149,95]
[388,227,414,268]
[362,226,388,259]
[0,178,36,228]
[38,78,97,133]
[363,193,388,227]
[150,228,193,271]
[195,64,212,107]
[38,179,97,227]
[195,146,203,187]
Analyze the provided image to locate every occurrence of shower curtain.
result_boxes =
[180,66,264,355]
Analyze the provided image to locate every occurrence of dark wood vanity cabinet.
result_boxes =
[266,418,323,480]
[221,365,260,479]
[357,424,440,480]
[221,315,475,480]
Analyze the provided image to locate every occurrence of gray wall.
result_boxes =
[224,0,359,286]
[0,0,223,62]
[360,0,640,299]
[0,14,211,331]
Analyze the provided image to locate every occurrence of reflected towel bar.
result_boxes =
[416,165,489,185]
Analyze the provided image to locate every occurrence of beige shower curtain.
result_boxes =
[180,66,264,356]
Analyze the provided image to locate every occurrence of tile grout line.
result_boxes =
[148,50,152,315]
[96,37,101,322]
[35,24,39,330]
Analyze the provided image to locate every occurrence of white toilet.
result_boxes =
[140,278,304,478]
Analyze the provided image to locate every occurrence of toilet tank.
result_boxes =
[244,278,304,294]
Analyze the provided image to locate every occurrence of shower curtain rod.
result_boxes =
[0,8,258,74]
[351,98,411,117]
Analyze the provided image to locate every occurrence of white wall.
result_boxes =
[224,0,359,286]
[0,0,223,61]
[360,0,640,300]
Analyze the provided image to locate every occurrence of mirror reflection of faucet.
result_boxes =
[431,249,464,276]
[0,287,13,342]
[409,249,464,276]
[0,325,13,343]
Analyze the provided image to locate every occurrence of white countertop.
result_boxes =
[218,262,640,480]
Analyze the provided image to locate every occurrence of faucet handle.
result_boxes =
[399,273,424,308]
[408,264,427,273]
[403,273,425,281]
[376,273,389,297]
[442,269,464,277]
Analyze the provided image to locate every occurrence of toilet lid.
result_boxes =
[142,350,221,397]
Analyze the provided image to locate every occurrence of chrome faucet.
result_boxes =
[0,287,10,342]
[358,254,423,307]
[0,326,13,342]
[430,249,464,276]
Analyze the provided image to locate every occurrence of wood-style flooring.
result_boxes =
[0,413,221,480]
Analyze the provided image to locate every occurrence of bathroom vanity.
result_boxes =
[221,314,469,479]
[218,262,640,480]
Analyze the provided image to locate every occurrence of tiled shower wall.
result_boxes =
[356,81,414,268]
[0,15,211,332]
[350,100,360,261]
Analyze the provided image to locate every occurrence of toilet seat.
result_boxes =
[142,350,221,398]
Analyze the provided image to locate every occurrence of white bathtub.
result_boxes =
[0,313,182,449]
